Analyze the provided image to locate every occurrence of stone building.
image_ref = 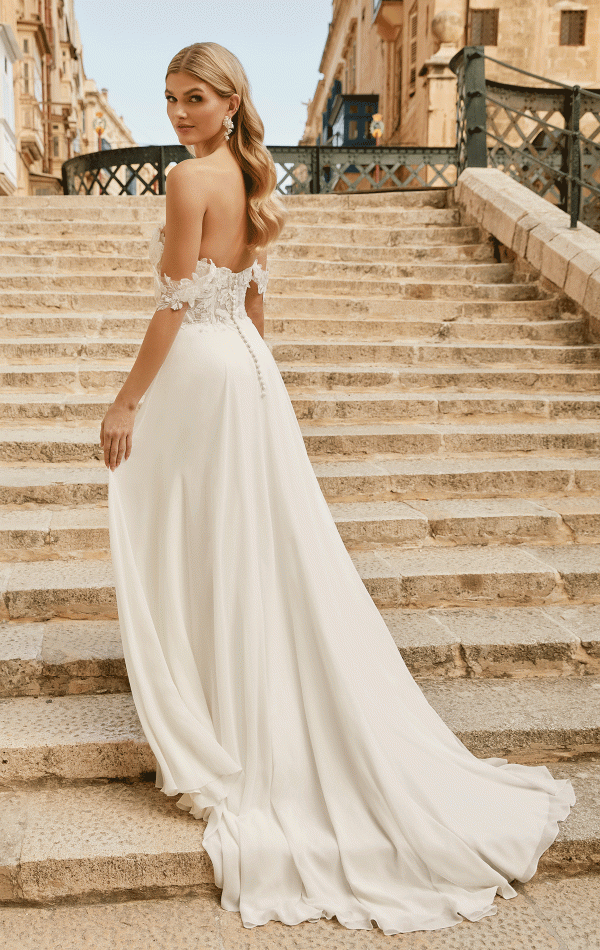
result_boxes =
[301,0,600,150]
[0,0,135,196]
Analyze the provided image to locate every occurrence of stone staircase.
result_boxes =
[1,190,599,911]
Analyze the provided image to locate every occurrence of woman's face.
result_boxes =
[165,71,238,153]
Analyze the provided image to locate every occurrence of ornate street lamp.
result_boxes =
[370,113,384,184]
[93,111,106,151]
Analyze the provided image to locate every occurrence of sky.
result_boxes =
[74,0,332,147]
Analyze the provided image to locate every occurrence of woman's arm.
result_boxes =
[244,247,268,339]
[100,162,207,471]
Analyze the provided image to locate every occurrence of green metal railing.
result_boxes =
[62,49,600,232]
[450,46,600,230]
[61,144,458,197]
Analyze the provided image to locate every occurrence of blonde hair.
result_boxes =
[166,42,287,251]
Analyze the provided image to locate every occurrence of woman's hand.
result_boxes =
[100,399,137,471]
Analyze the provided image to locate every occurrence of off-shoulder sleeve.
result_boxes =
[152,256,218,312]
[250,260,269,296]
[154,273,200,311]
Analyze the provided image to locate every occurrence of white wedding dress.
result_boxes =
[107,225,576,936]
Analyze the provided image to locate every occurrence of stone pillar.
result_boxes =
[423,10,463,150]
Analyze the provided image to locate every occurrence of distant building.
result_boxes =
[302,0,600,150]
[0,0,136,196]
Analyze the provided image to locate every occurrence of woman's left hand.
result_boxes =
[100,400,137,470]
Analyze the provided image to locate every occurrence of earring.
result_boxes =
[223,114,234,141]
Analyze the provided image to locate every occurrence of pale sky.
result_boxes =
[74,0,332,147]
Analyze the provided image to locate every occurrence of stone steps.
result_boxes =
[3,604,600,698]
[0,221,484,247]
[0,273,544,300]
[2,874,598,944]
[0,238,497,263]
[0,254,515,284]
[2,420,600,463]
[4,338,598,367]
[1,494,599,558]
[4,362,600,393]
[2,677,600,790]
[0,302,566,326]
[0,189,450,209]
[2,756,595,905]
[3,389,600,423]
[0,206,461,228]
[0,542,598,618]
[1,190,598,910]
[0,313,587,344]
[0,291,560,317]
[2,456,600,507]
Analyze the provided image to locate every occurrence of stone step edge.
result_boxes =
[0,318,586,330]
[1,604,599,698]
[1,494,599,543]
[2,677,600,781]
[2,541,600,619]
[2,420,600,436]
[2,388,599,403]
[0,758,595,903]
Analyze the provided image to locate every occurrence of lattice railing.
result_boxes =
[62,145,457,197]
[62,146,188,196]
[450,46,600,230]
[319,147,457,191]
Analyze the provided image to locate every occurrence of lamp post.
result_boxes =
[94,111,105,152]
[369,113,384,185]
[93,112,107,193]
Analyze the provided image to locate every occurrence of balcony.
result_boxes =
[372,0,403,28]
[20,104,44,163]
[329,94,379,147]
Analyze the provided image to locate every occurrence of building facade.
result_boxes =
[0,0,135,196]
[301,0,600,150]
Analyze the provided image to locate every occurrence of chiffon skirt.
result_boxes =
[107,314,575,935]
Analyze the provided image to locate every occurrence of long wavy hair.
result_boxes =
[165,42,287,251]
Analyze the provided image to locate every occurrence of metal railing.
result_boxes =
[450,46,600,229]
[62,50,600,231]
[61,144,458,197]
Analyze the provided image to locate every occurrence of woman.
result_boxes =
[104,42,575,936]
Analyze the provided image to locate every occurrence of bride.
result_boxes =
[103,41,575,936]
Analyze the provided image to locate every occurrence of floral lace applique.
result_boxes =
[251,260,269,296]
[147,225,269,398]
[149,226,269,316]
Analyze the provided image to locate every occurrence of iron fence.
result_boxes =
[63,51,600,231]
[62,144,458,197]
[450,46,600,229]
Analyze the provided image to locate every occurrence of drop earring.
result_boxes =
[223,115,234,141]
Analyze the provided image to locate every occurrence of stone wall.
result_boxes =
[453,168,600,343]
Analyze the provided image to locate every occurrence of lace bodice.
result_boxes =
[149,226,268,322]
[148,225,269,397]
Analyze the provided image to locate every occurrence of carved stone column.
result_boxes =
[423,10,464,149]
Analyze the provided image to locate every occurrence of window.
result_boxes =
[409,6,417,95]
[23,38,28,53]
[394,42,402,130]
[560,9,586,45]
[470,8,499,45]
[344,37,356,93]
[53,135,59,157]
[22,61,29,94]
[348,119,358,140]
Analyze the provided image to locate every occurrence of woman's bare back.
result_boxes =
[165,154,256,273]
